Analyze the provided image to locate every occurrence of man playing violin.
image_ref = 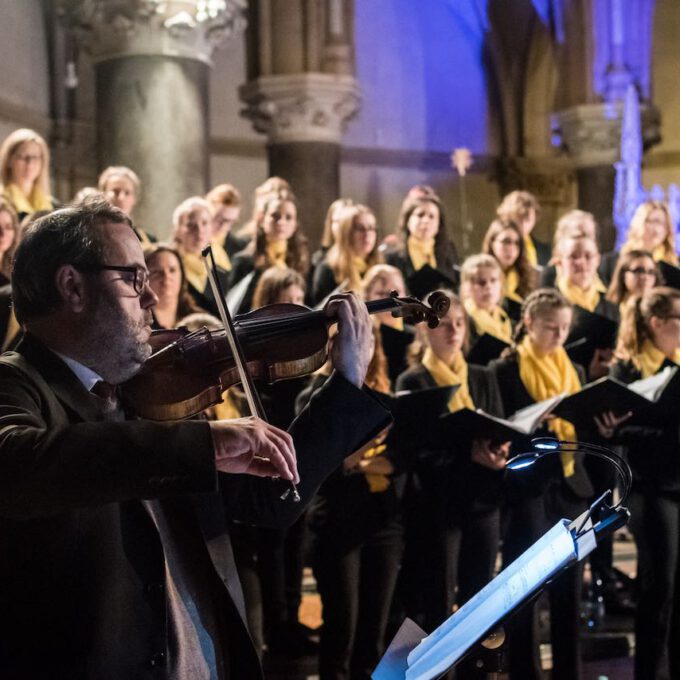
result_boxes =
[0,199,391,679]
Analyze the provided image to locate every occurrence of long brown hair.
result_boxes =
[605,249,659,305]
[144,244,203,321]
[246,195,310,277]
[398,196,458,265]
[320,198,354,249]
[482,218,536,297]
[326,205,383,292]
[615,286,680,366]
[251,266,306,309]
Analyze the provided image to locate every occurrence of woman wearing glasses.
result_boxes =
[0,128,55,220]
[609,287,680,680]
[312,204,383,305]
[606,250,660,315]
[482,218,537,322]
[621,201,678,266]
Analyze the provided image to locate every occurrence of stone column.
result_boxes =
[552,103,660,250]
[58,0,246,239]
[240,0,360,245]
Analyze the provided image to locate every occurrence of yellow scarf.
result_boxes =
[557,274,607,312]
[182,251,208,294]
[266,240,288,268]
[524,235,538,267]
[517,336,581,477]
[4,182,52,214]
[636,338,680,378]
[422,347,475,412]
[652,244,679,266]
[463,298,513,343]
[211,237,231,272]
[407,237,436,271]
[353,256,368,276]
[363,442,390,493]
[504,267,523,303]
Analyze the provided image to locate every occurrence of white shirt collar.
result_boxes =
[52,351,104,393]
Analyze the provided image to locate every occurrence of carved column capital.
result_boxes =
[57,0,247,64]
[552,102,660,168]
[239,73,361,144]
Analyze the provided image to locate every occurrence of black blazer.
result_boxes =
[311,260,339,305]
[386,237,459,296]
[0,334,391,678]
[490,353,594,500]
[609,358,680,496]
[395,363,505,515]
[226,252,261,314]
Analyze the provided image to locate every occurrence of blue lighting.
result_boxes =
[532,437,560,451]
[506,453,540,471]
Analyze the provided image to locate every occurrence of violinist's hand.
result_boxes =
[593,410,632,439]
[324,292,373,387]
[209,416,299,482]
[471,438,508,470]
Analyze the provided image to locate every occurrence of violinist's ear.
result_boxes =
[55,264,88,313]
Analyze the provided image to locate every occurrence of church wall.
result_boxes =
[0,1,51,141]
[642,0,680,192]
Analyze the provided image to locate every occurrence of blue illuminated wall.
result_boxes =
[346,0,493,155]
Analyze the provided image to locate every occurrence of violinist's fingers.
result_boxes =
[326,292,372,387]
[210,417,298,481]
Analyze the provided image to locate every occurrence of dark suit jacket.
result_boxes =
[227,253,261,314]
[0,334,391,678]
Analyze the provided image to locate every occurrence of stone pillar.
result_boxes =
[552,103,660,250]
[58,0,246,238]
[240,0,360,245]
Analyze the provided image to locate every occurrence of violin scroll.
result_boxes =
[387,290,450,329]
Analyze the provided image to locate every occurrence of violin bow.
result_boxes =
[201,246,300,502]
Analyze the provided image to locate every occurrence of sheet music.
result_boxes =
[404,520,577,680]
[627,365,677,401]
[507,394,566,433]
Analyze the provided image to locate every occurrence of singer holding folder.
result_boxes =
[395,291,508,670]
[491,288,626,680]
[609,287,680,680]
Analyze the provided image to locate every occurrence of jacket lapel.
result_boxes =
[16,334,103,423]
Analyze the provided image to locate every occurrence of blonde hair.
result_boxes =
[97,166,141,197]
[496,190,539,223]
[460,253,503,300]
[615,286,680,366]
[0,128,51,197]
[326,205,382,292]
[205,183,241,212]
[320,198,354,249]
[0,197,20,279]
[172,196,212,231]
[553,210,597,250]
[361,264,405,299]
[622,201,677,264]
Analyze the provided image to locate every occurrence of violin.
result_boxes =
[121,291,450,422]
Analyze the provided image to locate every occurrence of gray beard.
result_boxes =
[74,285,152,384]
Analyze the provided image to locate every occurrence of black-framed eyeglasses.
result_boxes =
[75,264,149,295]
[626,267,657,277]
